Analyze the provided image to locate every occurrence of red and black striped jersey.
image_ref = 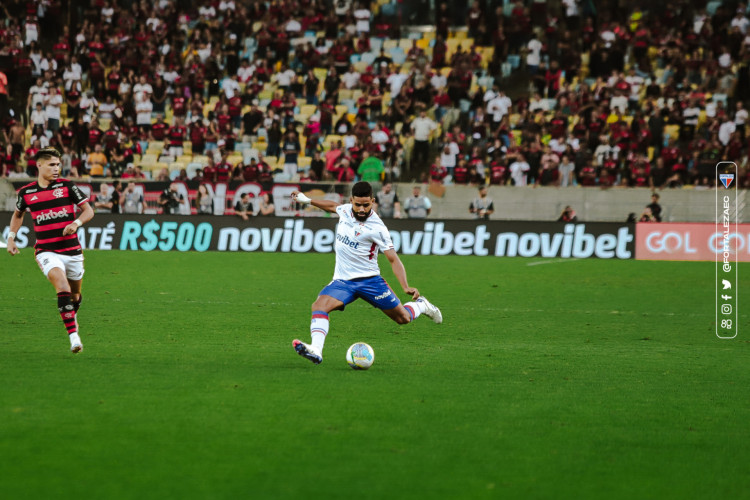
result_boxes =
[16,179,89,256]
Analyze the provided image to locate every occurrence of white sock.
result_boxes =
[404,301,424,321]
[69,332,81,346]
[310,311,329,352]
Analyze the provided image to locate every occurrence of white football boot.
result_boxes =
[417,297,443,324]
[293,339,322,364]
[70,332,83,353]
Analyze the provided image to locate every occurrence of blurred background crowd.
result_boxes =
[0,0,749,193]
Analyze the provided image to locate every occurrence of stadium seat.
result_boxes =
[383,39,398,50]
[663,124,679,141]
[324,134,342,149]
[298,156,312,171]
[243,148,260,162]
[335,104,348,118]
[354,61,368,73]
[300,104,317,116]
[140,153,159,164]
[313,67,328,83]
[361,51,377,65]
[186,162,203,178]
[169,165,185,179]
[146,141,164,154]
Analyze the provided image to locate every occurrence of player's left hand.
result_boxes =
[62,223,78,236]
[404,287,420,300]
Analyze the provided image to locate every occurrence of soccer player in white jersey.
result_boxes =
[290,181,442,365]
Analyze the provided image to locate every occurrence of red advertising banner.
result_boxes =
[635,223,750,262]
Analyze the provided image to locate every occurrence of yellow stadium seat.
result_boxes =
[313,67,328,82]
[324,134,342,150]
[140,153,159,164]
[664,124,679,139]
[300,104,317,116]
[298,156,312,170]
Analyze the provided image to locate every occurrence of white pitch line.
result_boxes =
[526,258,580,266]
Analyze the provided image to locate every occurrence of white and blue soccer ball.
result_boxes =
[346,342,375,370]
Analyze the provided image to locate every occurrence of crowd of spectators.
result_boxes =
[0,0,749,194]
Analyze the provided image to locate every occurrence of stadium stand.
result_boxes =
[0,0,748,192]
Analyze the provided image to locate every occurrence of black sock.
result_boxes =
[57,292,77,335]
[73,293,82,313]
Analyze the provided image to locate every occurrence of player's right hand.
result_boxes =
[292,191,311,204]
[7,241,19,255]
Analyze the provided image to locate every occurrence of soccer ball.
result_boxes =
[346,342,375,370]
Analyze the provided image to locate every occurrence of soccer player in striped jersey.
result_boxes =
[290,181,442,365]
[6,147,94,353]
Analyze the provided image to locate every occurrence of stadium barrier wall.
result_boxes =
[1,213,636,259]
[635,222,750,262]
[3,178,742,222]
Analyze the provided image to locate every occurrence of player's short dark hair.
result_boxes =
[351,181,373,198]
[35,147,62,162]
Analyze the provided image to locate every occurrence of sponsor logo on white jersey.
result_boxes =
[36,207,69,224]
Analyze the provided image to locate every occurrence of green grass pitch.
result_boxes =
[1,251,748,499]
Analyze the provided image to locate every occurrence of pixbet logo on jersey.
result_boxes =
[36,207,69,224]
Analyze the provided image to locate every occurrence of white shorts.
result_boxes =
[36,252,85,280]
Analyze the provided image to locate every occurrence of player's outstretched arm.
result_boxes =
[6,210,25,255]
[291,191,340,213]
[384,249,419,300]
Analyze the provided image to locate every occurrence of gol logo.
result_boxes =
[645,231,697,253]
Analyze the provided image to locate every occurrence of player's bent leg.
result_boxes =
[293,295,344,365]
[311,295,345,313]
[47,267,71,294]
[383,304,412,324]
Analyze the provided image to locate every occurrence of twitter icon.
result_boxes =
[722,280,732,290]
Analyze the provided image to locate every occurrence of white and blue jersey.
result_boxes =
[320,204,400,310]
[332,203,393,281]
